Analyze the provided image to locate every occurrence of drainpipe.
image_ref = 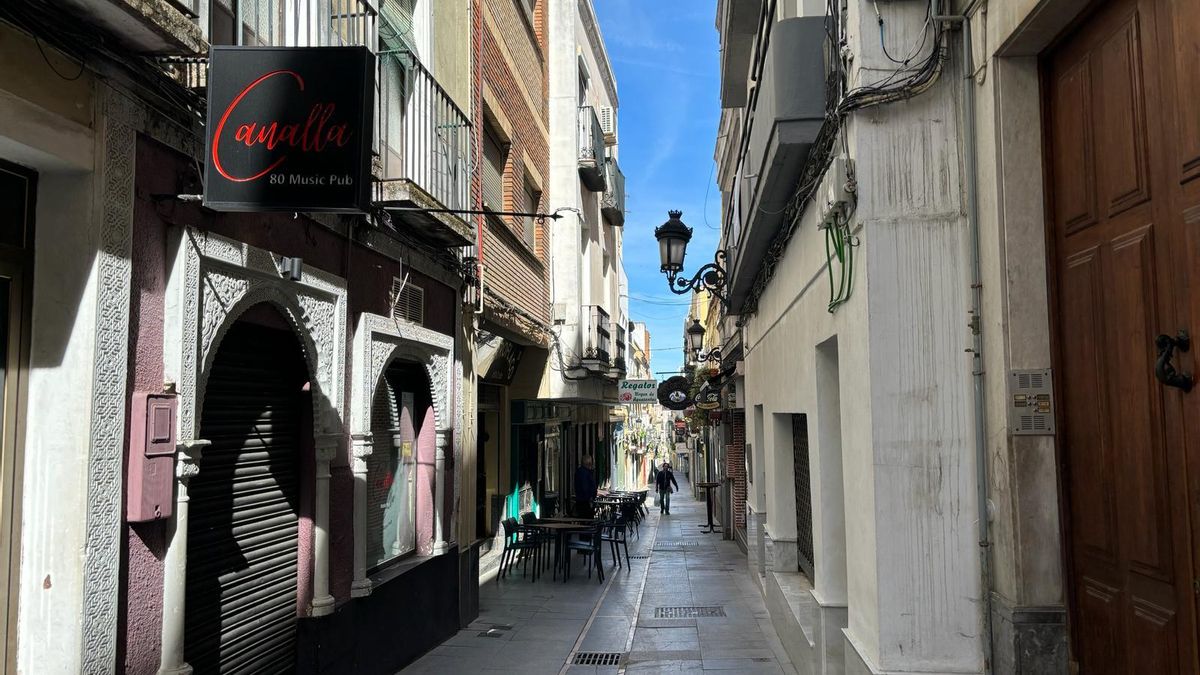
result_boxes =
[935,2,992,671]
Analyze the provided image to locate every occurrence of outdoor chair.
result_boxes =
[499,517,541,582]
[601,513,631,569]
[521,511,554,571]
[565,522,605,583]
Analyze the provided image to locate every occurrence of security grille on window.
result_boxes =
[390,277,424,325]
[523,183,540,249]
[792,414,814,580]
[482,124,506,212]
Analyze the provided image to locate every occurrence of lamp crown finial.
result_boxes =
[668,209,683,219]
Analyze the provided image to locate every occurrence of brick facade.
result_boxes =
[726,409,747,529]
[473,0,551,343]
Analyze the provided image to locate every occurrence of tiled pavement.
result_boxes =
[401,479,796,675]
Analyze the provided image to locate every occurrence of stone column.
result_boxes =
[158,439,209,675]
[350,433,373,598]
[431,428,451,554]
[311,436,337,616]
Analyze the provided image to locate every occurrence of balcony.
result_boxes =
[726,16,826,311]
[581,306,611,373]
[57,0,204,54]
[578,106,607,192]
[612,324,628,377]
[601,155,625,227]
[717,0,761,108]
[377,52,475,248]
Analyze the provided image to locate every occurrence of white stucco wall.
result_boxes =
[0,66,101,672]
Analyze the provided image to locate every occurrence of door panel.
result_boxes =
[1047,0,1198,671]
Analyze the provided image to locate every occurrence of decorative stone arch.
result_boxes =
[349,312,453,596]
[194,286,329,436]
[156,227,348,674]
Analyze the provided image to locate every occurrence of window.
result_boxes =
[367,363,430,569]
[482,123,506,212]
[522,182,540,249]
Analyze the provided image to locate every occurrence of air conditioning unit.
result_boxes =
[598,105,617,145]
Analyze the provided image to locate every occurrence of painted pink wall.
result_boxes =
[118,138,173,675]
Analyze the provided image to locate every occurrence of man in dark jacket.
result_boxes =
[655,462,680,515]
[574,455,597,517]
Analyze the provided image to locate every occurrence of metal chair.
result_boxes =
[499,517,540,582]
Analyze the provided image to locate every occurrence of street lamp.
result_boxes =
[686,318,705,356]
[655,210,729,306]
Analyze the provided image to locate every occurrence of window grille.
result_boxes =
[793,414,814,579]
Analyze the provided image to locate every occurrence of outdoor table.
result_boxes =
[532,522,595,580]
[695,482,722,534]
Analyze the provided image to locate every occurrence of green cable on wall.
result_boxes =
[824,215,858,313]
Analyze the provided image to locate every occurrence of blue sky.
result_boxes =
[595,0,722,377]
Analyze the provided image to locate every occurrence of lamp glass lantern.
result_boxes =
[655,209,693,272]
[686,318,705,356]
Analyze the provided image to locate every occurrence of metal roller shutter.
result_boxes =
[482,125,505,212]
[186,322,305,675]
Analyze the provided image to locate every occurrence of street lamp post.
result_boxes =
[655,210,729,307]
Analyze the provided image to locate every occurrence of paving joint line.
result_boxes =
[616,510,660,675]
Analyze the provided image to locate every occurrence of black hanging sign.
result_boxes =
[657,376,692,411]
[204,46,375,212]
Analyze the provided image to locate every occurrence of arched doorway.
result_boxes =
[185,312,311,674]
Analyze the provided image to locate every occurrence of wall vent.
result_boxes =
[390,277,424,325]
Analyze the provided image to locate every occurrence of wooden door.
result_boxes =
[1046,0,1199,672]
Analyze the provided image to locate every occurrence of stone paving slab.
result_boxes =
[399,477,797,675]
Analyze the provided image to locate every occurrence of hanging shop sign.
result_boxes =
[657,376,692,410]
[619,379,658,404]
[204,46,375,212]
[695,387,722,411]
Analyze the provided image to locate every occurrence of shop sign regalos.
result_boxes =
[204,46,375,212]
[618,379,657,404]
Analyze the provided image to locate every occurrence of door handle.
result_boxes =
[1155,330,1193,393]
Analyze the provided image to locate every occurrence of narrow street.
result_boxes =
[403,479,794,675]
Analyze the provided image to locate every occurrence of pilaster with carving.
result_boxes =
[158,439,209,675]
[350,433,374,597]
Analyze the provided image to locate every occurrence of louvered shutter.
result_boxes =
[482,126,505,212]
[186,323,303,675]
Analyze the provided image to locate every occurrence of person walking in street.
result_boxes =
[656,462,679,515]
[574,455,597,517]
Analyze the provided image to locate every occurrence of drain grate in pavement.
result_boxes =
[654,606,726,618]
[628,554,651,559]
[573,651,624,666]
[652,541,701,550]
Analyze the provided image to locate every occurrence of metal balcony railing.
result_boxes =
[601,154,625,226]
[613,324,627,373]
[583,305,611,367]
[207,0,377,48]
[153,0,378,110]
[379,52,472,212]
[577,106,606,192]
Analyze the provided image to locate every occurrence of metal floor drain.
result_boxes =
[629,554,651,559]
[653,541,701,550]
[573,651,624,666]
[654,606,726,618]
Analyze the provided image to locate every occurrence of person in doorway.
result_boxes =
[656,462,679,515]
[574,455,597,517]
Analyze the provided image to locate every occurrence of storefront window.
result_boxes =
[367,363,426,569]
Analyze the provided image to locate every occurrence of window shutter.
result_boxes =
[482,127,505,212]
[523,184,538,248]
[390,278,424,325]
